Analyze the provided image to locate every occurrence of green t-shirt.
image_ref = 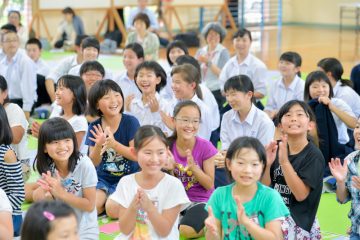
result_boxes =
[206,182,289,240]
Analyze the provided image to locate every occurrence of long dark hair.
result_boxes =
[0,75,9,104]
[57,75,86,115]
[35,118,79,174]
[134,125,169,150]
[317,57,352,87]
[0,104,12,145]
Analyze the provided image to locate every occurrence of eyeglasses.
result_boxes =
[175,118,201,126]
[2,39,18,43]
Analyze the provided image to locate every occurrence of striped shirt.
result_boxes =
[0,144,24,215]
[341,150,360,235]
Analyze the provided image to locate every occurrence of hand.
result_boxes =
[163,149,176,170]
[42,170,65,199]
[197,54,209,64]
[329,158,348,183]
[186,149,196,171]
[278,134,289,166]
[129,191,141,211]
[205,206,220,240]
[214,151,226,168]
[125,94,135,112]
[160,111,174,130]
[234,196,250,225]
[146,95,159,113]
[318,96,331,106]
[31,121,41,138]
[352,176,360,189]
[89,124,107,147]
[101,127,116,155]
[265,141,278,166]
[138,188,154,212]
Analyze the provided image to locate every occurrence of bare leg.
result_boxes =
[105,198,120,219]
[96,189,107,215]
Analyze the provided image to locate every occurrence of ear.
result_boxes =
[225,158,231,171]
[308,121,316,131]
[190,82,196,90]
[130,147,136,157]
[156,76,161,85]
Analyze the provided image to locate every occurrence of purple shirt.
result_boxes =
[172,137,218,202]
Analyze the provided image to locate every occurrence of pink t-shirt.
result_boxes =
[172,137,218,202]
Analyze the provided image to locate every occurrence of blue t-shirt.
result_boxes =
[85,114,140,184]
[206,182,289,239]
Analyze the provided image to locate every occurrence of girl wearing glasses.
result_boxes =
[167,100,217,239]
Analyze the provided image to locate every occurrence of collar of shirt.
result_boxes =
[235,53,252,67]
[279,75,300,91]
[333,80,341,95]
[132,92,160,109]
[231,103,257,125]
[1,49,20,65]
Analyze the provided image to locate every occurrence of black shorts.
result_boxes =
[179,202,208,233]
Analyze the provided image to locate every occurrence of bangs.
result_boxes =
[45,124,75,143]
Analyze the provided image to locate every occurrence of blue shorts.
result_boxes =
[96,178,117,195]
[13,214,23,237]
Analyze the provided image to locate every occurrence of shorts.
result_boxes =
[96,179,117,196]
[282,216,321,240]
[179,202,208,233]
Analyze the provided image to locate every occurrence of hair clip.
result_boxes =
[43,211,55,221]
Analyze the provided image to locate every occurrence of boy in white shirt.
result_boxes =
[26,38,52,108]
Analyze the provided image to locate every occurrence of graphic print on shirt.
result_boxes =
[102,148,131,176]
[221,210,264,240]
[130,198,159,240]
[173,163,198,190]
[273,166,292,205]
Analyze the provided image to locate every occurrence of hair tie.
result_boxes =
[43,211,55,221]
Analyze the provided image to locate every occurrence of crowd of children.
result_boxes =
[1,0,360,239]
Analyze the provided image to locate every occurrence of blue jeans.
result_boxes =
[350,232,360,240]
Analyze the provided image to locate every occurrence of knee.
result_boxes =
[105,199,119,219]
[179,225,204,239]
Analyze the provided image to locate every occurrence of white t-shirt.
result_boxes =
[50,104,88,154]
[5,103,29,160]
[110,173,190,240]
[0,188,12,213]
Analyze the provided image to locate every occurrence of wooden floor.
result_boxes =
[178,26,360,77]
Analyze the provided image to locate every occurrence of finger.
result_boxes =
[207,206,214,217]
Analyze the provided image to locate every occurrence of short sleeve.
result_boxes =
[85,120,99,147]
[297,146,325,190]
[206,188,223,220]
[5,104,28,130]
[262,188,289,223]
[79,156,98,188]
[109,175,134,208]
[71,116,88,133]
[125,115,140,142]
[198,138,218,160]
[162,176,190,211]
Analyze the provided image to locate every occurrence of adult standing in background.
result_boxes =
[126,0,159,32]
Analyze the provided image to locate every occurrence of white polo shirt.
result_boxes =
[0,49,37,112]
[219,53,267,96]
[265,75,304,111]
[127,93,170,135]
[331,98,356,144]
[221,104,275,150]
[47,55,80,84]
[114,71,141,100]
[333,81,360,117]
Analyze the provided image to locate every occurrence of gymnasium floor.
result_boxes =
[27,25,357,239]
